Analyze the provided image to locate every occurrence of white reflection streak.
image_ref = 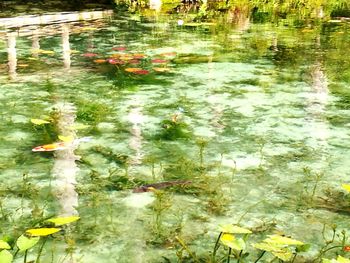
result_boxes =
[61,24,71,69]
[127,106,144,165]
[31,29,40,58]
[7,32,17,79]
[52,103,79,216]
[307,36,329,149]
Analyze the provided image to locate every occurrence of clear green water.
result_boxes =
[0,10,350,263]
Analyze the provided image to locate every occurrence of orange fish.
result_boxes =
[32,137,91,152]
[93,59,106,63]
[32,142,66,152]
[125,67,142,72]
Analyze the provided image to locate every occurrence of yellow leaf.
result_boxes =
[31,119,50,125]
[219,224,252,234]
[337,255,350,263]
[26,228,60,236]
[58,135,74,142]
[220,233,245,250]
[47,216,80,226]
[252,242,284,252]
[264,235,304,246]
[272,249,293,261]
[0,240,11,249]
[342,184,350,192]
[38,49,55,55]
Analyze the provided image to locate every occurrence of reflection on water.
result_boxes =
[52,103,79,216]
[7,32,16,79]
[0,7,349,263]
[62,24,71,69]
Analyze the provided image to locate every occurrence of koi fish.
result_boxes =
[32,137,92,152]
[82,53,98,57]
[32,142,66,152]
[132,180,191,193]
[151,59,168,64]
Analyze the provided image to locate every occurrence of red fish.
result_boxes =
[133,180,192,193]
[112,46,126,51]
[107,58,125,65]
[82,53,98,57]
[151,59,168,64]
[128,59,140,65]
[133,69,150,75]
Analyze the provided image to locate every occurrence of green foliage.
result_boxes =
[76,101,111,124]
[16,235,40,252]
[157,119,192,140]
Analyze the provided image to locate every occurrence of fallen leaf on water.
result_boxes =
[47,216,80,226]
[0,240,10,249]
[0,250,13,263]
[58,135,74,142]
[16,235,40,252]
[342,184,350,192]
[31,119,50,125]
[26,228,60,236]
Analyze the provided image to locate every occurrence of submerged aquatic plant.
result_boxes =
[147,189,174,245]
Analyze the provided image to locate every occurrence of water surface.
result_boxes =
[0,9,350,262]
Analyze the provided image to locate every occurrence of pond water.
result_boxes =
[0,8,350,263]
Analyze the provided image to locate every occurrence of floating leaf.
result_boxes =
[337,256,350,263]
[32,49,55,55]
[220,233,245,250]
[16,235,40,252]
[219,224,252,234]
[272,248,293,261]
[296,243,311,252]
[252,242,284,252]
[0,240,10,249]
[26,228,60,236]
[31,119,50,125]
[323,256,350,263]
[0,250,13,263]
[47,216,80,226]
[342,184,350,192]
[264,235,304,245]
[58,135,74,142]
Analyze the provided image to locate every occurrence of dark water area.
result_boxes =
[0,3,350,263]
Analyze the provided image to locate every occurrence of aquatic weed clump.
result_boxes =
[156,119,192,141]
[76,101,111,125]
